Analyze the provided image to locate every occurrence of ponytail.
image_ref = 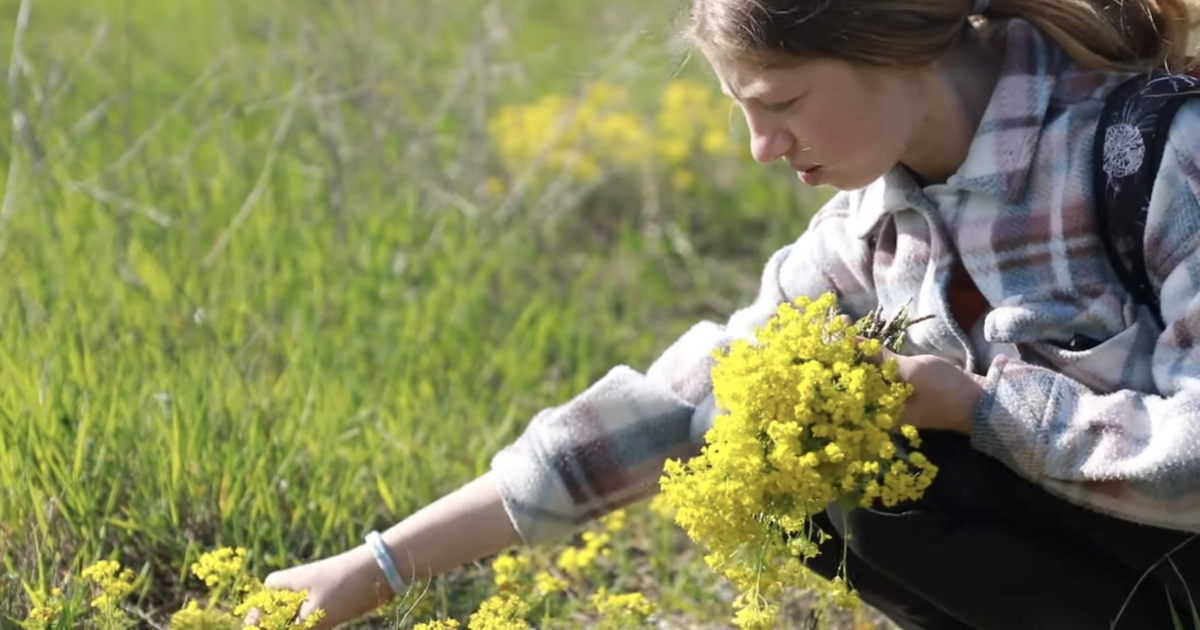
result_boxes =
[980,0,1200,72]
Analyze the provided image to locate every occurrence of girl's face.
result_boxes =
[709,53,924,191]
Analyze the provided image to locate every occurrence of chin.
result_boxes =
[811,174,859,192]
[826,169,888,192]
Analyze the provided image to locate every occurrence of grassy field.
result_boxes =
[0,0,888,627]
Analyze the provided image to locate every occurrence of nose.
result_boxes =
[746,113,792,164]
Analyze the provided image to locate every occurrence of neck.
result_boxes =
[901,27,1005,186]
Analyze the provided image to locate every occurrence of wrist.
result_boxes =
[958,371,987,434]
[341,543,402,607]
[293,543,398,625]
[365,531,406,596]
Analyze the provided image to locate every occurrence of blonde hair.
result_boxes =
[684,0,1200,73]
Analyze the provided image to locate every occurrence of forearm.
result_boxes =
[971,354,1200,532]
[378,470,521,583]
[317,471,519,619]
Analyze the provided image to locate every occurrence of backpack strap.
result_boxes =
[1092,71,1200,331]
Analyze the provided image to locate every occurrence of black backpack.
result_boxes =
[1092,71,1200,330]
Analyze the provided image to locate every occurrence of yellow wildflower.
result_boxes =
[659,292,938,629]
[240,576,266,596]
[466,594,529,630]
[233,589,324,630]
[487,81,652,184]
[589,588,657,630]
[24,587,63,630]
[655,80,736,164]
[191,547,247,588]
[534,571,567,596]
[169,600,241,630]
[554,530,611,577]
[828,577,862,611]
[26,604,60,625]
[490,553,531,590]
[901,423,922,448]
[600,508,627,533]
[81,559,137,611]
[486,77,733,193]
[591,588,656,617]
[731,599,779,630]
[414,619,461,630]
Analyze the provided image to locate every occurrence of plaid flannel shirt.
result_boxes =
[489,17,1200,546]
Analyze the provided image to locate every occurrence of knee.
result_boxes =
[829,433,1013,572]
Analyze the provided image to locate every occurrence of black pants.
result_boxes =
[803,431,1200,630]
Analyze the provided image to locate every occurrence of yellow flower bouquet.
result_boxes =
[658,292,939,629]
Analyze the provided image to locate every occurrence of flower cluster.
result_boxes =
[659,292,939,629]
[554,529,612,578]
[80,560,137,612]
[590,588,657,629]
[491,553,532,591]
[21,510,653,630]
[410,508,654,630]
[487,79,737,191]
[22,588,65,630]
[190,547,247,588]
[19,549,326,630]
[413,620,461,630]
[168,601,241,630]
[235,588,324,630]
[465,594,531,630]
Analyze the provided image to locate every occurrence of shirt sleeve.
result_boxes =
[489,197,872,546]
[969,100,1200,534]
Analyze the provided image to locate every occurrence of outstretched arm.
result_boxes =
[252,472,518,628]
[247,200,872,628]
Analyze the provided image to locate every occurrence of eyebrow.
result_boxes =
[719,76,779,103]
[720,83,760,103]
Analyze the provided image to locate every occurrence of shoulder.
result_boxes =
[1147,96,1200,277]
[1164,95,1200,200]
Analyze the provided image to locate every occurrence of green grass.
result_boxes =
[0,0,870,627]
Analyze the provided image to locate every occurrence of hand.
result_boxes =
[243,546,395,630]
[243,474,520,629]
[870,346,987,435]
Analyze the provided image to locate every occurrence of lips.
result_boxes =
[795,164,824,186]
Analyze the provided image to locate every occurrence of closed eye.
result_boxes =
[763,97,799,113]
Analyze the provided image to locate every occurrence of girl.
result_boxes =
[251,0,1200,628]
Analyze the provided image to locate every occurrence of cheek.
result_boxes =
[801,101,883,159]
[834,100,913,170]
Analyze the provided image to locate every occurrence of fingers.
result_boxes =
[263,570,284,589]
[854,334,898,365]
[242,600,322,630]
[298,599,326,628]
[242,572,292,629]
[243,607,320,630]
